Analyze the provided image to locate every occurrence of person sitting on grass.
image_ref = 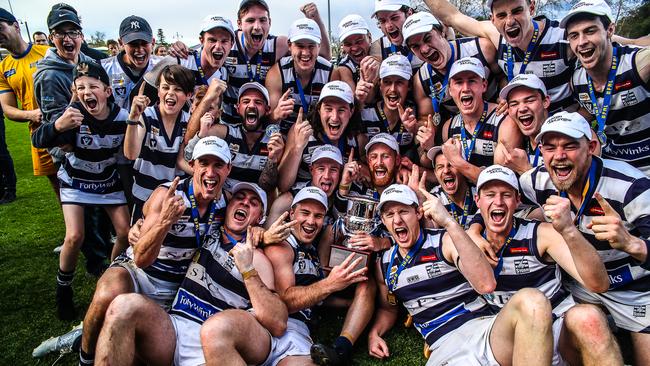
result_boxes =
[31,61,131,321]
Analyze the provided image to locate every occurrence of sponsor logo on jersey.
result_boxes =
[483,130,493,139]
[614,80,632,91]
[79,125,91,134]
[540,51,559,59]
[229,143,240,153]
[588,202,604,215]
[426,263,441,278]
[621,91,639,107]
[510,247,529,254]
[633,305,647,318]
[406,274,420,284]
[3,69,16,78]
[420,254,438,262]
[542,63,556,77]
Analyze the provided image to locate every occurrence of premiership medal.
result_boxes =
[433,113,441,126]
[265,124,280,138]
[387,292,397,305]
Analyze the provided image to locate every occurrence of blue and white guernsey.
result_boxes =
[447,107,505,170]
[169,227,249,324]
[101,53,161,110]
[278,56,332,134]
[126,178,226,285]
[293,134,358,190]
[430,185,478,230]
[286,234,323,323]
[520,156,650,293]
[376,36,424,70]
[380,229,494,345]
[483,219,574,318]
[337,55,360,84]
[571,44,650,175]
[56,103,128,205]
[222,124,273,191]
[132,105,189,205]
[359,100,417,155]
[496,16,574,113]
[222,34,278,125]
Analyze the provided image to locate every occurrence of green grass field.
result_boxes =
[0,119,423,365]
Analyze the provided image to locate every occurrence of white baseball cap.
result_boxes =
[373,0,411,17]
[311,144,344,166]
[291,186,329,211]
[426,146,443,164]
[231,182,268,215]
[477,165,519,192]
[535,111,592,143]
[338,14,370,42]
[378,184,419,212]
[499,73,548,101]
[560,0,614,29]
[318,81,354,104]
[379,54,412,81]
[192,136,232,164]
[288,18,321,44]
[449,57,485,79]
[365,133,400,154]
[402,12,442,42]
[238,82,270,104]
[201,15,235,40]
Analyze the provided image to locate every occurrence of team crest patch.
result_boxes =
[229,143,240,153]
[151,127,160,136]
[79,125,91,134]
[80,135,93,146]
[3,69,16,78]
[225,57,238,65]
[578,93,590,102]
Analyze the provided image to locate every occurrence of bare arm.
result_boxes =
[635,48,650,84]
[423,0,500,47]
[367,261,398,359]
[300,2,331,60]
[0,92,42,123]
[123,120,146,160]
[333,66,356,93]
[613,34,650,47]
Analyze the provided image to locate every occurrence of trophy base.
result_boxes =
[327,244,370,272]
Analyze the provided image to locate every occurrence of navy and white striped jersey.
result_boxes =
[222,124,272,191]
[278,56,332,133]
[177,52,228,87]
[293,134,359,190]
[126,178,226,284]
[169,227,250,324]
[101,53,161,110]
[571,44,650,175]
[380,228,494,345]
[337,55,360,84]
[375,36,424,70]
[417,37,497,117]
[483,219,573,317]
[359,100,417,155]
[222,34,278,125]
[58,104,128,205]
[429,185,478,229]
[286,234,323,323]
[496,16,574,113]
[447,107,505,169]
[132,105,189,204]
[520,156,650,292]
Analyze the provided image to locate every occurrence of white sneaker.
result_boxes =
[53,245,63,254]
[32,322,83,358]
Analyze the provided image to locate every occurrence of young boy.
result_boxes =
[32,61,131,320]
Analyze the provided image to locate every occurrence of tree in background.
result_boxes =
[616,0,650,37]
[157,28,168,46]
[88,31,106,47]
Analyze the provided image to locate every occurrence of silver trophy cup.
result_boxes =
[329,195,380,271]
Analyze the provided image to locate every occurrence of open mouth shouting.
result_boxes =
[459,94,474,108]
[385,93,401,109]
[577,47,597,66]
[393,225,409,243]
[250,32,264,45]
[325,119,342,138]
[517,113,535,133]
[549,161,575,188]
[505,25,521,41]
[212,51,225,63]
[424,49,444,69]
[387,29,401,42]
[203,178,218,195]
[131,52,147,66]
[62,42,76,54]
[297,54,313,68]
[489,208,507,225]
[300,222,318,240]
[441,175,457,194]
[83,96,98,110]
[233,207,248,223]
[243,107,260,130]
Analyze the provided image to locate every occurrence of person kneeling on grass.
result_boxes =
[32,61,130,321]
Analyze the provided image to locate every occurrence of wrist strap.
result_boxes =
[126,119,141,126]
[242,268,258,280]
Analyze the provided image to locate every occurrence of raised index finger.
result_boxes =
[397,104,405,117]
[138,81,146,96]
[281,88,292,101]
[296,107,304,124]
[167,176,180,196]
[348,148,354,163]
[419,187,434,200]
[595,192,619,217]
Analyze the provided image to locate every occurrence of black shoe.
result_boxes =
[0,191,16,204]
[56,285,76,320]
[311,343,344,366]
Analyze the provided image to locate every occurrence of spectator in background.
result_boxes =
[154,44,167,56]
[32,31,48,45]
[106,39,120,56]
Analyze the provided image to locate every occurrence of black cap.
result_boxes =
[119,15,153,44]
[47,9,81,30]
[73,61,110,86]
[238,0,269,12]
[51,3,77,15]
[0,8,16,23]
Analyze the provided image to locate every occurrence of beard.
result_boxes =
[370,164,397,188]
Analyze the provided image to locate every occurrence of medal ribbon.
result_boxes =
[188,181,218,248]
[559,159,598,226]
[390,43,414,62]
[320,133,346,156]
[377,102,405,144]
[526,141,541,167]
[447,188,473,227]
[428,42,454,114]
[483,226,517,279]
[506,21,540,81]
[586,46,618,145]
[386,230,425,292]
[240,33,263,83]
[294,71,311,115]
[192,49,209,86]
[459,102,488,161]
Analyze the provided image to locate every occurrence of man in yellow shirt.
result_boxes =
[0,8,58,199]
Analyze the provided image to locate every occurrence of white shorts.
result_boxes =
[565,280,650,333]
[426,316,499,366]
[111,255,179,309]
[551,316,568,366]
[261,318,313,366]
[170,314,204,366]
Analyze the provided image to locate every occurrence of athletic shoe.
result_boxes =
[56,285,76,320]
[310,343,345,366]
[53,245,63,254]
[0,191,16,204]
[32,322,83,358]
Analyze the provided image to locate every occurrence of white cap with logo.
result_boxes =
[449,57,486,79]
[289,18,321,43]
[476,165,519,192]
[238,82,270,104]
[311,145,344,166]
[535,111,592,143]
[231,182,268,216]
[338,14,370,42]
[402,12,442,42]
[318,81,354,104]
[560,0,613,28]
[373,0,411,17]
[192,136,232,164]
[380,54,412,81]
[378,184,419,211]
[201,15,235,40]
[291,186,329,211]
[499,73,548,101]
[365,133,400,154]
